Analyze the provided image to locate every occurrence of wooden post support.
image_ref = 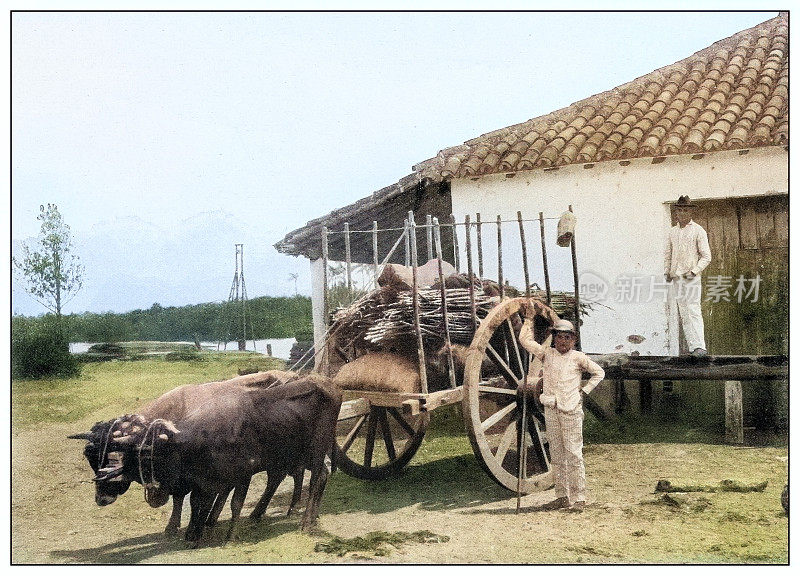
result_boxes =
[517,211,531,298]
[372,220,379,288]
[321,226,330,374]
[450,214,460,272]
[434,218,457,389]
[639,379,652,414]
[476,213,484,279]
[426,214,434,262]
[266,343,272,357]
[568,205,582,349]
[321,226,329,325]
[408,211,428,394]
[539,212,551,305]
[464,215,477,331]
[725,380,744,444]
[496,215,504,298]
[613,380,630,414]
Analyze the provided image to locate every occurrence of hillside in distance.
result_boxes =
[12,210,311,316]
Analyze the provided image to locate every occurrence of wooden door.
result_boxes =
[671,195,788,355]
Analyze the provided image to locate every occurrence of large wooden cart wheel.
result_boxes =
[335,403,429,480]
[463,297,554,493]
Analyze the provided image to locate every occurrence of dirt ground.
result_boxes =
[12,420,788,564]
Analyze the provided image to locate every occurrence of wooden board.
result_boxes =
[589,354,788,381]
[689,196,787,356]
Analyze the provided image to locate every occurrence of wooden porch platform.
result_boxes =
[588,353,788,381]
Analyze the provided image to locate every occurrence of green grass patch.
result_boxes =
[12,354,285,429]
[655,479,768,493]
[315,530,450,557]
[164,350,203,362]
[11,356,789,564]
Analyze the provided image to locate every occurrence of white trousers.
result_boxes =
[544,405,585,504]
[668,276,706,353]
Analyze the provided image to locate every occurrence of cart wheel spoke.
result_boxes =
[340,414,367,454]
[494,419,518,466]
[481,401,517,432]
[378,410,397,461]
[337,404,429,481]
[463,297,555,494]
[477,384,517,396]
[388,407,416,437]
[505,318,528,378]
[363,410,378,467]
[486,343,522,386]
[526,414,550,471]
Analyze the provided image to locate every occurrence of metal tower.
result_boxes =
[220,244,255,351]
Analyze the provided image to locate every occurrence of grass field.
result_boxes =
[11,354,789,564]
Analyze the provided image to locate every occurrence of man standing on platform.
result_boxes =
[664,195,712,357]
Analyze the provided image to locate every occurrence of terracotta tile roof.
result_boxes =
[414,13,788,180]
[276,14,788,259]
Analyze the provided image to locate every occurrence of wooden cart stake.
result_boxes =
[372,220,379,288]
[539,212,552,305]
[344,222,352,292]
[408,211,428,394]
[450,214,460,272]
[476,213,484,279]
[568,205,582,349]
[464,215,477,331]
[517,211,531,298]
[497,215,504,298]
[434,218,457,389]
[426,214,434,262]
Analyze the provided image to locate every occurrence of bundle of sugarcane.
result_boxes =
[328,281,592,353]
[362,288,499,347]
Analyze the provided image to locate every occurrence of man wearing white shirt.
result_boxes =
[664,195,712,356]
[519,305,605,512]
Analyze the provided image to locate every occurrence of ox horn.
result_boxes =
[158,434,169,441]
[94,467,125,482]
[161,421,180,435]
[113,435,136,445]
[67,432,93,440]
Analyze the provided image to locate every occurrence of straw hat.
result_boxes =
[552,319,576,334]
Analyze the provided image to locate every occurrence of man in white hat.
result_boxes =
[519,302,605,512]
[664,195,712,356]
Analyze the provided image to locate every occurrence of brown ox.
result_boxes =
[71,371,337,542]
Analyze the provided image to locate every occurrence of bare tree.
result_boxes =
[13,203,84,321]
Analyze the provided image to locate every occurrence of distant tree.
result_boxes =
[13,204,84,324]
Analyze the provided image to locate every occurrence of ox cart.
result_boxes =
[298,209,584,494]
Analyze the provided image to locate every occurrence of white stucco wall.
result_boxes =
[450,146,788,354]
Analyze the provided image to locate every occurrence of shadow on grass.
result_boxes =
[49,516,300,563]
[50,530,190,564]
[321,453,511,517]
[583,414,788,447]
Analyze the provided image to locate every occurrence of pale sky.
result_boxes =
[12,10,777,242]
